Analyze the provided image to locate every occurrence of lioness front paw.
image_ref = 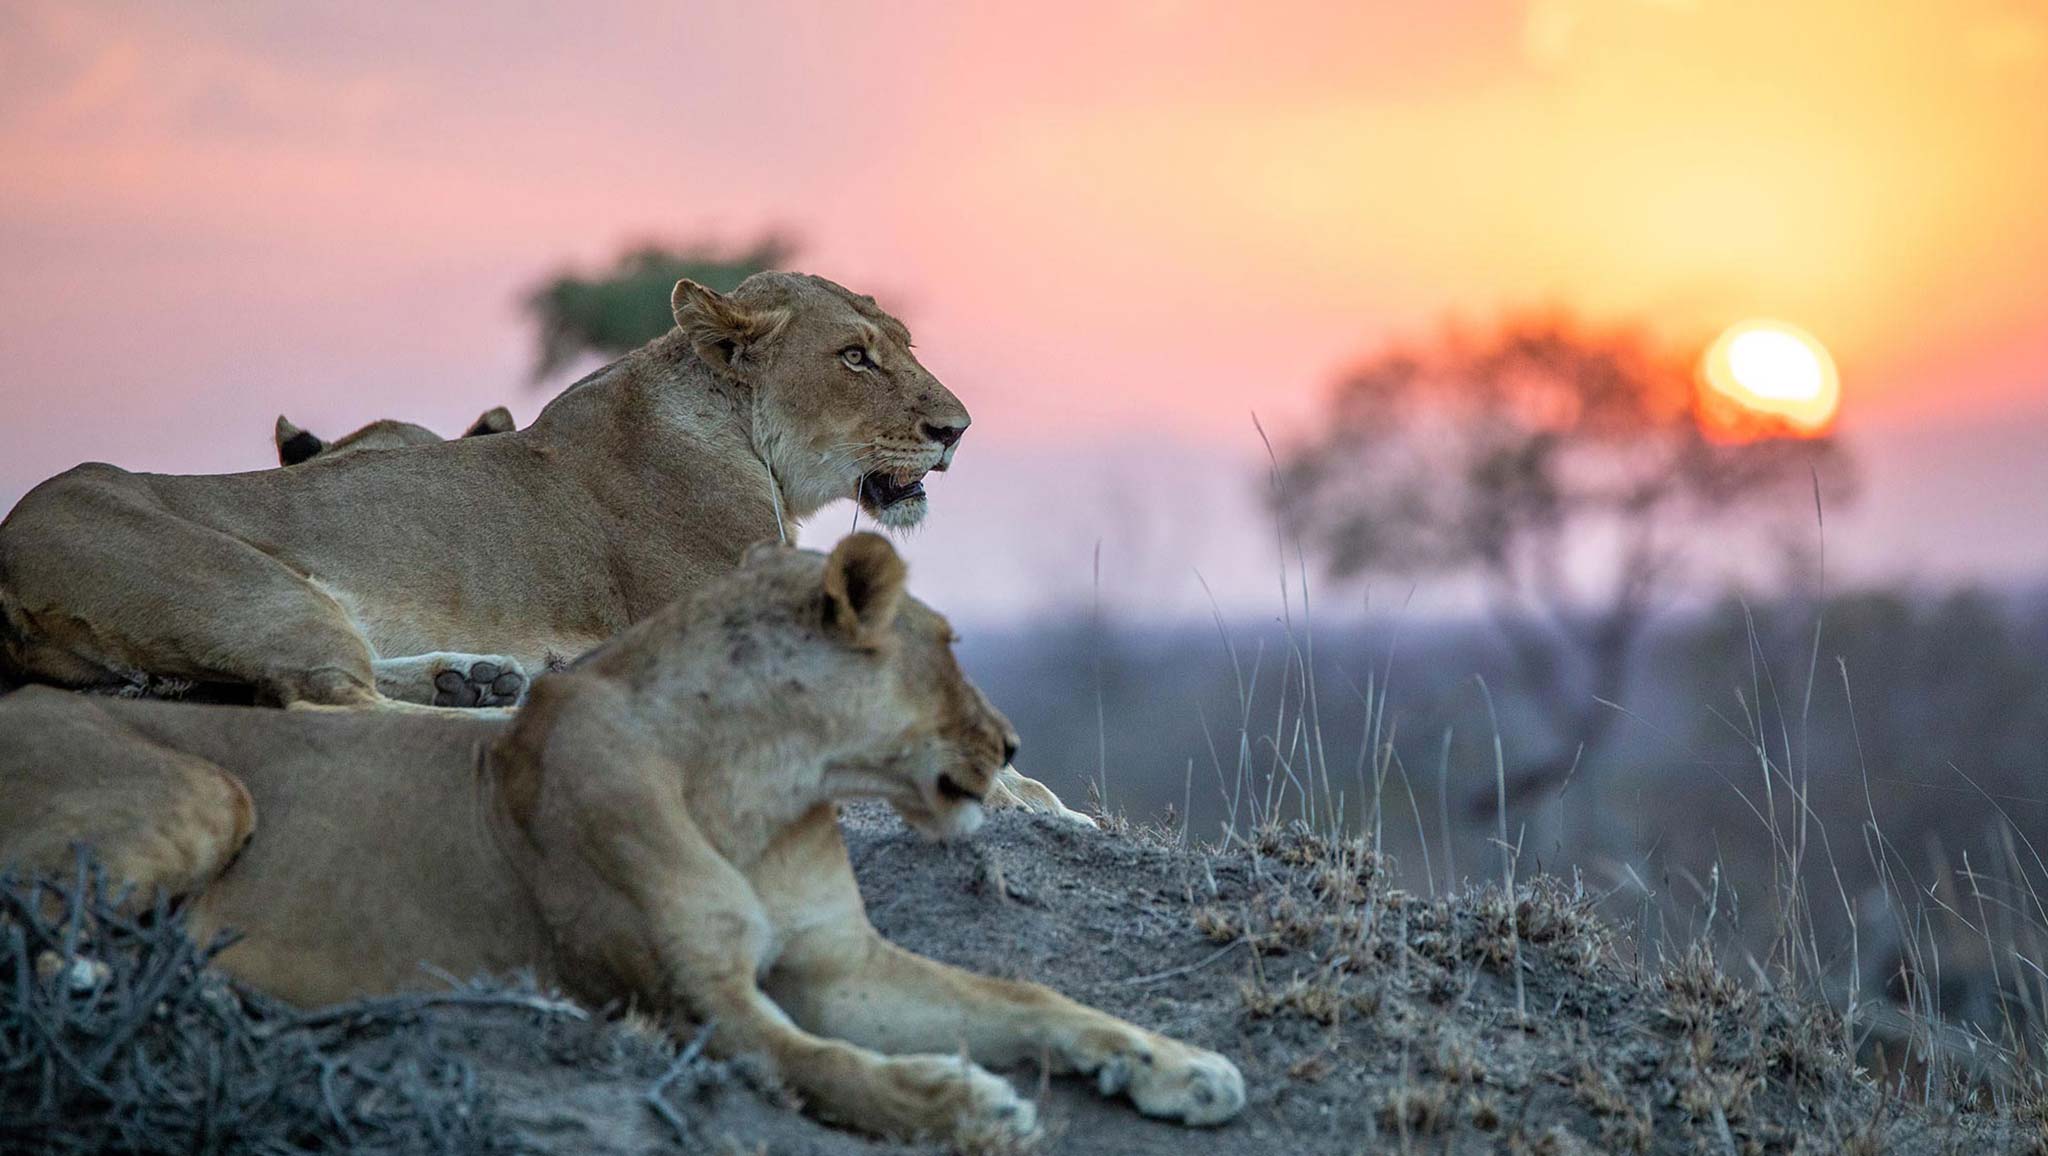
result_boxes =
[879,1055,1039,1145]
[372,652,528,708]
[431,659,527,708]
[1083,1034,1246,1126]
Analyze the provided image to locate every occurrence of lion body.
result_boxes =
[0,273,969,708]
[0,540,1241,1142]
[0,361,762,699]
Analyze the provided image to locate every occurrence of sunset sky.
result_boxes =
[2,0,2044,620]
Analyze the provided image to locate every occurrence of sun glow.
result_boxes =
[1699,320,1841,438]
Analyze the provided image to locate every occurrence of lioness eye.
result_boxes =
[840,347,869,370]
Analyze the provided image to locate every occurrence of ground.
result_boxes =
[2,806,2032,1155]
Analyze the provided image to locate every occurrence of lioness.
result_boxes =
[274,405,516,466]
[0,273,968,710]
[0,535,1245,1144]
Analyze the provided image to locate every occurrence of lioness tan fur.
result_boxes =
[0,272,969,710]
[0,536,1244,1144]
[274,406,516,466]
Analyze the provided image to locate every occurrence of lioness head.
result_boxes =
[671,273,970,528]
[274,406,516,466]
[696,532,1015,840]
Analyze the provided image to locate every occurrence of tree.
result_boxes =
[1272,315,1853,811]
[521,236,795,382]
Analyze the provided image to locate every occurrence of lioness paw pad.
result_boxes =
[1125,1046,1245,1127]
[430,659,527,708]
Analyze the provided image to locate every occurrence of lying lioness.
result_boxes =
[0,272,970,710]
[274,405,516,466]
[0,535,1244,1143]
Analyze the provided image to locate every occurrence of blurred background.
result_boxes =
[4,0,2048,1055]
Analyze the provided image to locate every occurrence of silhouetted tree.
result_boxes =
[1273,315,1853,811]
[522,236,794,382]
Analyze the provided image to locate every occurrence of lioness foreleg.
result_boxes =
[521,715,1035,1146]
[775,933,1245,1126]
[634,869,1038,1143]
[758,814,1245,1126]
[686,971,1039,1144]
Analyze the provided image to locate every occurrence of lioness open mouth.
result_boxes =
[858,470,928,511]
[936,771,984,804]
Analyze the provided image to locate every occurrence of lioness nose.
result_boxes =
[922,422,966,448]
[1002,736,1020,765]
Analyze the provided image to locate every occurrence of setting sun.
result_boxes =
[1700,320,1842,437]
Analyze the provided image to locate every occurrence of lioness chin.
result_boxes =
[0,534,1244,1145]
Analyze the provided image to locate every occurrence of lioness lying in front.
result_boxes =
[0,535,1243,1143]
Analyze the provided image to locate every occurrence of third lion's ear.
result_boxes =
[821,532,907,647]
[275,416,324,466]
[464,406,515,437]
[671,279,789,380]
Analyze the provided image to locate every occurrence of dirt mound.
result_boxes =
[3,812,2027,1154]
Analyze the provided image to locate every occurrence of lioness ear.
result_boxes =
[671,279,790,380]
[275,416,324,466]
[821,532,907,646]
[464,406,515,437]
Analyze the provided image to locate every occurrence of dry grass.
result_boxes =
[1157,811,2002,1152]
[1194,459,2048,1141]
[1377,1081,1453,1135]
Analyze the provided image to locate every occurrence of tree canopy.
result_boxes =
[1273,315,1854,807]
[522,236,794,382]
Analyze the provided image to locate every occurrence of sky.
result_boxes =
[1,0,2045,622]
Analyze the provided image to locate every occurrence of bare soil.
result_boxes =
[3,806,2031,1154]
